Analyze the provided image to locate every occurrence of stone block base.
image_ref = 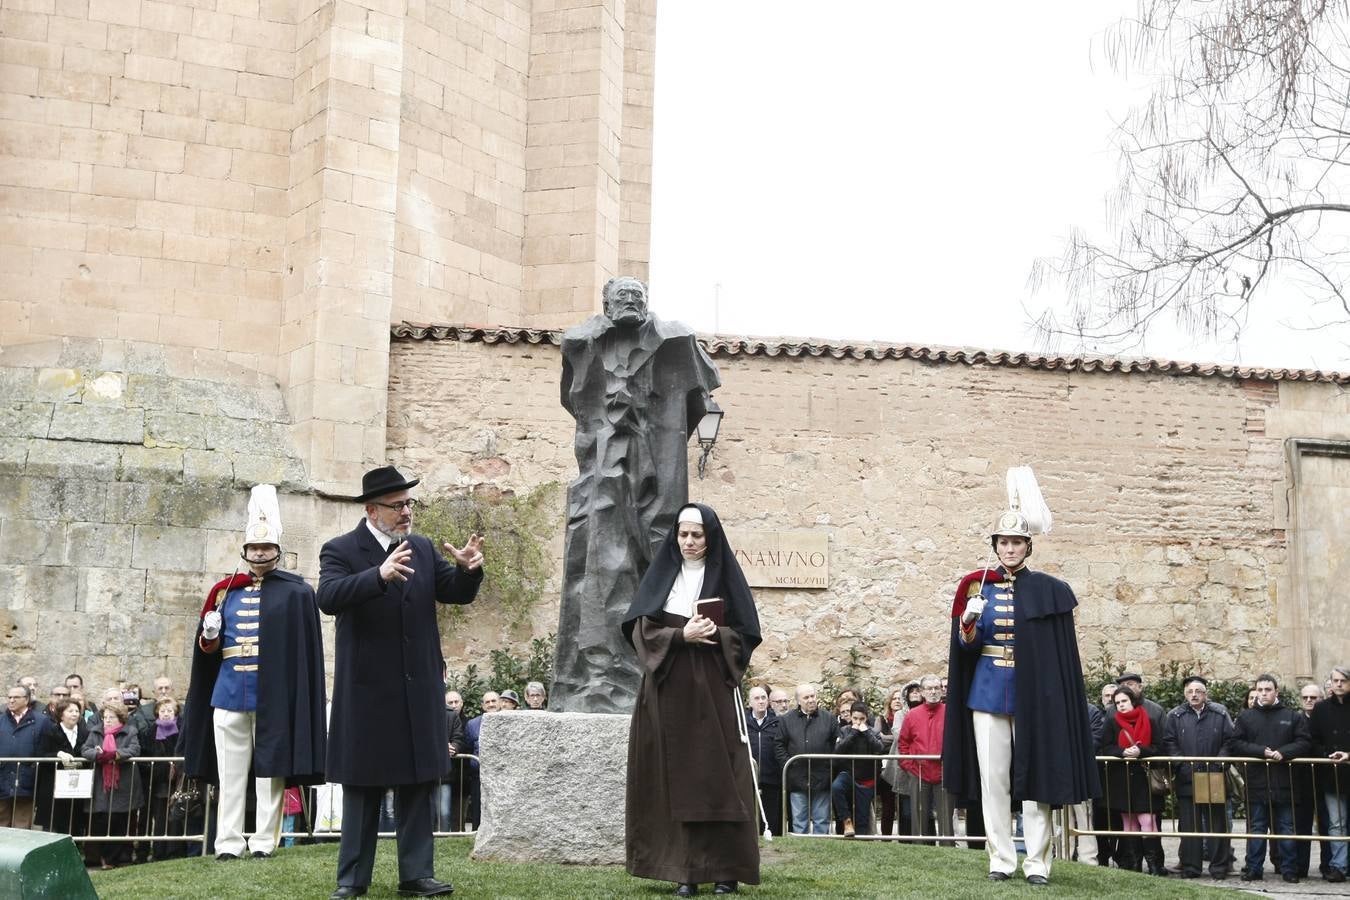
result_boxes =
[471,711,630,864]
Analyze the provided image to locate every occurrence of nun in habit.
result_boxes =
[621,503,762,897]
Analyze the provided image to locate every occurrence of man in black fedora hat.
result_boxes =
[319,465,485,899]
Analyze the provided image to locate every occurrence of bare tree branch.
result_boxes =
[1036,0,1350,353]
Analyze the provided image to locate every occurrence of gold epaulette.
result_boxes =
[966,582,982,598]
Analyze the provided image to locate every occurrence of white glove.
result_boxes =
[202,610,223,641]
[961,597,986,624]
[57,750,76,768]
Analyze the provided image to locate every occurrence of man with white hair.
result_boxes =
[774,683,834,834]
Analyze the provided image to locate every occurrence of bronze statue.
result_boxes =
[551,276,721,713]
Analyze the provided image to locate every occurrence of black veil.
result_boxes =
[621,502,762,667]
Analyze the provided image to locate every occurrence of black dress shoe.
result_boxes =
[251,851,272,859]
[987,872,1011,881]
[1328,869,1347,883]
[215,852,239,861]
[398,878,454,897]
[330,888,367,899]
[1026,874,1049,886]
[1282,872,1300,883]
[1239,869,1263,881]
[674,885,697,898]
[713,882,737,894]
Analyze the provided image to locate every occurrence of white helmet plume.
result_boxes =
[1005,466,1052,536]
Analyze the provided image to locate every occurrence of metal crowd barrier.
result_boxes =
[284,754,481,841]
[1,753,483,859]
[0,756,213,859]
[777,751,1349,859]
[1076,755,1347,840]
[779,753,976,843]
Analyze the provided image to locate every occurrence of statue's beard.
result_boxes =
[608,306,647,327]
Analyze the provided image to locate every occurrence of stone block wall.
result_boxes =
[0,336,353,693]
[386,334,1345,689]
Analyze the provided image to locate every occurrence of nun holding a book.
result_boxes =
[621,503,763,897]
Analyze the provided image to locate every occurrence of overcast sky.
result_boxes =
[647,2,1349,372]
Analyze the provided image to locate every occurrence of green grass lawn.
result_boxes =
[89,837,1234,899]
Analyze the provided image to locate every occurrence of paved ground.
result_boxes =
[1094,824,1348,900]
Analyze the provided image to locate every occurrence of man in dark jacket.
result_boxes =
[436,690,468,832]
[774,683,834,834]
[1310,666,1350,882]
[1228,674,1312,883]
[1,685,52,828]
[745,685,782,836]
[1163,675,1235,879]
[319,466,484,900]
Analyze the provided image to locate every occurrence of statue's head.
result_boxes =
[602,276,650,328]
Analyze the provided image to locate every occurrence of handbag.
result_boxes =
[167,774,204,826]
[52,767,93,799]
[1121,725,1171,796]
[1146,762,1172,796]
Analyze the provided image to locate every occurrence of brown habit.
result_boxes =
[625,613,761,885]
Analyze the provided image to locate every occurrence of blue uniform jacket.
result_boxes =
[957,569,1018,715]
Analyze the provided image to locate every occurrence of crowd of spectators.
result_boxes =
[4,664,1347,884]
[744,665,1349,884]
[0,673,187,868]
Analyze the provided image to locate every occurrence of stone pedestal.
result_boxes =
[471,711,630,864]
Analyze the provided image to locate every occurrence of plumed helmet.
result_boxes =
[243,484,283,548]
[989,509,1033,539]
[987,466,1052,541]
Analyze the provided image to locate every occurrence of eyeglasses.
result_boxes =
[373,499,419,511]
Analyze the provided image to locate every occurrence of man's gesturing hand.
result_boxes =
[381,541,415,583]
[444,533,485,571]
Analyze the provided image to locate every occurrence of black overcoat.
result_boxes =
[318,520,482,785]
[942,566,1100,806]
[181,569,328,786]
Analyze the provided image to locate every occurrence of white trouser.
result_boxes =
[972,710,1053,878]
[1067,800,1096,864]
[213,708,284,856]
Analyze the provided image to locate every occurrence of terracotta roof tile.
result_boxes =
[390,322,1350,384]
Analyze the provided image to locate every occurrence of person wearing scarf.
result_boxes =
[621,503,763,897]
[145,698,184,860]
[81,701,141,869]
[1098,685,1160,873]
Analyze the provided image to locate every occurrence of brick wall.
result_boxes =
[387,335,1347,689]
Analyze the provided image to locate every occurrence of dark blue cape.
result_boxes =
[942,566,1100,805]
[182,569,327,786]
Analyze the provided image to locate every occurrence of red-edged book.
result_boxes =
[695,597,726,627]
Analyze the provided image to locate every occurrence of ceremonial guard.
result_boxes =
[182,485,327,860]
[942,468,1099,886]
